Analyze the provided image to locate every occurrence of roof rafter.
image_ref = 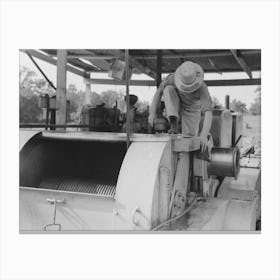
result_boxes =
[21,49,86,77]
[85,78,261,87]
[230,49,253,79]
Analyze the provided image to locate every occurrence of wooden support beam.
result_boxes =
[156,50,163,87]
[85,78,261,87]
[125,49,131,149]
[208,58,222,75]
[230,50,253,79]
[85,78,155,86]
[84,73,91,105]
[20,49,85,77]
[206,79,260,86]
[56,50,67,130]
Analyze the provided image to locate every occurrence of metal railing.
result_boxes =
[20,123,90,130]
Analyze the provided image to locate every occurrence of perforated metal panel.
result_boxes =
[40,178,116,197]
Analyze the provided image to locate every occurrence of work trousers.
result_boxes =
[163,85,201,136]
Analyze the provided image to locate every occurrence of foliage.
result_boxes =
[135,100,149,113]
[212,96,223,109]
[19,67,45,123]
[230,98,248,113]
[19,66,150,124]
[249,86,261,115]
[98,90,149,113]
[99,90,126,109]
[20,95,43,123]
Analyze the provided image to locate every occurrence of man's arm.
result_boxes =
[200,110,213,139]
[148,82,165,126]
[199,82,213,151]
[199,111,213,152]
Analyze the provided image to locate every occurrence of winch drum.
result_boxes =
[208,146,240,179]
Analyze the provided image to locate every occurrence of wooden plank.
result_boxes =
[85,78,155,86]
[230,50,253,79]
[206,78,260,86]
[21,49,85,77]
[85,78,261,87]
[56,50,67,129]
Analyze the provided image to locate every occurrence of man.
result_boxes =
[148,61,213,151]
[122,94,140,133]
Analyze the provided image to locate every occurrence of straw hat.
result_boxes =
[124,94,138,106]
[174,61,204,94]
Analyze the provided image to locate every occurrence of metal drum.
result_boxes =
[208,146,240,178]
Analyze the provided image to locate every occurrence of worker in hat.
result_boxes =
[122,94,140,133]
[148,61,213,151]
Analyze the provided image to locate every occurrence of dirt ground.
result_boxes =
[242,114,261,155]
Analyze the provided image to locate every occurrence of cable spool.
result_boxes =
[208,146,240,179]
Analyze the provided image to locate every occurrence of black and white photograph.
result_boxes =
[1,1,280,280]
[19,49,261,232]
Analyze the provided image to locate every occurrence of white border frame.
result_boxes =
[1,1,280,279]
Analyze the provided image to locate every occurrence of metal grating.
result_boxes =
[39,177,116,197]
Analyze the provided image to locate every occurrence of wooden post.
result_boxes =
[156,50,163,88]
[125,49,130,149]
[225,95,230,110]
[45,94,50,130]
[84,73,91,105]
[56,49,67,130]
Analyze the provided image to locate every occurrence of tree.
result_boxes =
[19,67,37,94]
[19,67,45,123]
[20,94,43,123]
[99,90,126,112]
[135,100,149,112]
[249,86,261,115]
[212,96,223,109]
[230,99,248,113]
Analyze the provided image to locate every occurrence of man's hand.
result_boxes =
[199,136,208,153]
[148,113,156,127]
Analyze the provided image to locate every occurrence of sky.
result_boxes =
[19,51,261,107]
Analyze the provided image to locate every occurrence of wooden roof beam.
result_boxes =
[21,49,86,77]
[230,49,253,79]
[85,78,261,87]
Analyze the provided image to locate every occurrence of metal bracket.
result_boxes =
[132,207,141,226]
[43,197,65,231]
